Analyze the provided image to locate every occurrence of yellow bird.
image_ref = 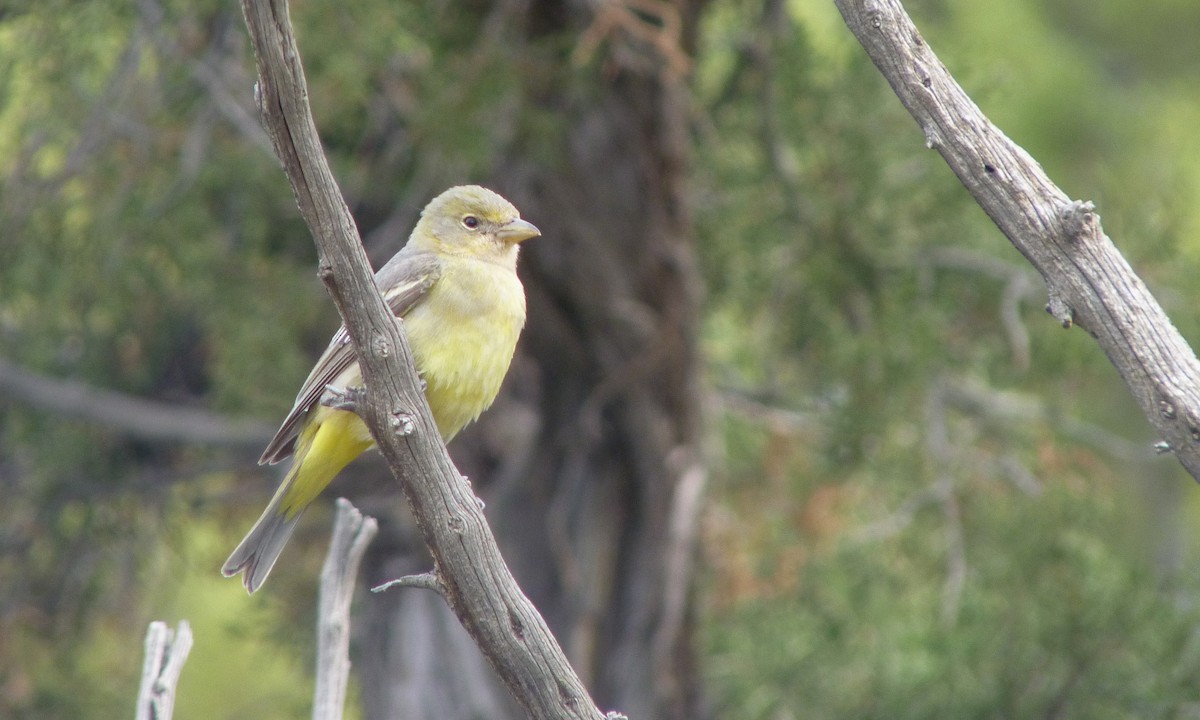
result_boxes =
[222,185,540,593]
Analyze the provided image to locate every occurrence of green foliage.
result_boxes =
[3,0,1200,716]
[0,1,551,716]
[0,4,324,716]
[706,478,1200,719]
[695,0,1200,716]
[161,504,318,720]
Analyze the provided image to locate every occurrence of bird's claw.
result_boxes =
[321,385,366,413]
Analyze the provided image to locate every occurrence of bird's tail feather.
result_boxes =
[224,408,372,593]
[222,481,305,594]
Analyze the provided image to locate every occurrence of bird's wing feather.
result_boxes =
[258,249,442,465]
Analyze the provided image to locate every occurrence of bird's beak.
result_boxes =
[496,218,541,244]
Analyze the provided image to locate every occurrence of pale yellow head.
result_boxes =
[408,185,540,265]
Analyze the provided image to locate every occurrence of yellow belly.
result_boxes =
[278,256,525,515]
[404,256,527,439]
[281,404,375,515]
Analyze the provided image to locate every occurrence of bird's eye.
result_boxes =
[462,215,480,230]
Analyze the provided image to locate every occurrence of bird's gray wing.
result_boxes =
[258,249,442,465]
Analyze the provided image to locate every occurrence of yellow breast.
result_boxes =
[402,256,527,440]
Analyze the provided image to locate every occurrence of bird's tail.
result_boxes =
[221,470,307,594]
[223,408,375,593]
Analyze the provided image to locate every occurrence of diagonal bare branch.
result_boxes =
[237,1,608,717]
[834,0,1200,481]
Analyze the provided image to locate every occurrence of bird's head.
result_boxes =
[410,185,540,264]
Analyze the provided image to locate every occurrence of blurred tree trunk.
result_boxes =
[356,1,708,719]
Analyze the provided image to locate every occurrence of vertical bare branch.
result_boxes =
[135,620,193,720]
[313,499,378,720]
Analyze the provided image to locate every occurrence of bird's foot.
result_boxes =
[321,385,366,413]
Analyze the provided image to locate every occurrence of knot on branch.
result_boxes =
[1058,200,1097,244]
[389,410,416,436]
[317,259,335,283]
[922,122,943,150]
[370,332,392,358]
[1187,408,1200,444]
[866,7,883,30]
[558,681,581,711]
[1159,398,1177,420]
[509,610,526,641]
[1153,396,1200,451]
[1044,294,1074,329]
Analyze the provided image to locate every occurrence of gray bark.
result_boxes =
[135,621,193,720]
[313,500,378,720]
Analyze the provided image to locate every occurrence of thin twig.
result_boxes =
[371,571,445,595]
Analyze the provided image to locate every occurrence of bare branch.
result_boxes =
[135,620,194,720]
[237,1,607,717]
[653,453,707,700]
[314,499,378,720]
[925,384,965,626]
[372,572,446,595]
[136,0,275,156]
[834,0,1200,481]
[943,375,1147,462]
[852,373,1148,553]
[0,357,273,448]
